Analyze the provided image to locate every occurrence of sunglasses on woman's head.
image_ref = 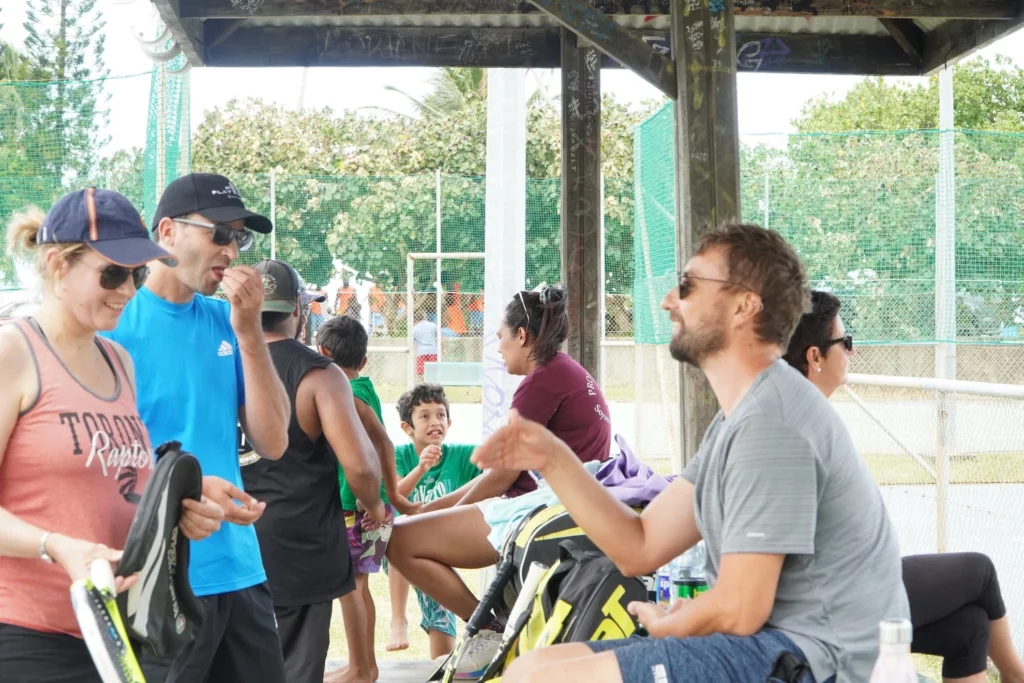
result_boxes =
[821,334,854,352]
[175,218,254,252]
[517,291,530,328]
[98,264,149,291]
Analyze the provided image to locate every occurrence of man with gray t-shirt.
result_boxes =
[470,224,909,683]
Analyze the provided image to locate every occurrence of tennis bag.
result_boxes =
[494,503,603,622]
[479,539,648,682]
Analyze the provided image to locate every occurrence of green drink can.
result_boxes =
[672,578,709,601]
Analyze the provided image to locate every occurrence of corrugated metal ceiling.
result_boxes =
[242,13,950,36]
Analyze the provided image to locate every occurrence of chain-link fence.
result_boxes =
[634,102,1024,655]
[834,377,1024,650]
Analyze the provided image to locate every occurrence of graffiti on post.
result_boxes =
[737,37,790,71]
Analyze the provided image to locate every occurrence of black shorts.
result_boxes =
[141,581,286,683]
[0,622,106,683]
[275,602,334,683]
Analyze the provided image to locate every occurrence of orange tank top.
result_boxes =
[0,318,154,638]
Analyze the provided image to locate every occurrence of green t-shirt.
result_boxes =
[394,443,482,511]
[339,375,389,511]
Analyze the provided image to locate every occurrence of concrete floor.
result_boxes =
[325,659,438,683]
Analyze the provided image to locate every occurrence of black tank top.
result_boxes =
[240,338,354,605]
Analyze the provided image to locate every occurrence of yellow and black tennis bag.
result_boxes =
[479,538,648,682]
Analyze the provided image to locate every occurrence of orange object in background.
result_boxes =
[369,284,385,313]
[446,283,467,335]
[335,285,354,315]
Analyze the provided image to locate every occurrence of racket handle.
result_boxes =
[503,562,548,639]
[91,559,116,596]
[466,558,515,637]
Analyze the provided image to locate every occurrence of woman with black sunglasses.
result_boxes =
[0,188,224,683]
[784,290,1024,683]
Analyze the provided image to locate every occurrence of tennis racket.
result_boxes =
[435,556,517,682]
[477,560,550,681]
[70,559,146,683]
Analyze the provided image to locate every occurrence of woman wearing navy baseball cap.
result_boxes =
[0,188,224,682]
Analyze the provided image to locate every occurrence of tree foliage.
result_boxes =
[191,92,662,292]
[22,0,111,183]
[795,56,1024,134]
[740,56,1024,340]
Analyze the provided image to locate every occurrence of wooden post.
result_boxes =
[672,0,742,470]
[561,28,603,380]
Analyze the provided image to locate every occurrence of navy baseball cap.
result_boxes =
[254,259,326,313]
[153,173,272,234]
[38,188,177,267]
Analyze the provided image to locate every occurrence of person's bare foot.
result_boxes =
[323,665,373,683]
[387,620,410,651]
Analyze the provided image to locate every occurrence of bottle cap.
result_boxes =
[878,618,913,645]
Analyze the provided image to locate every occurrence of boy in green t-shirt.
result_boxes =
[316,315,416,683]
[389,383,481,659]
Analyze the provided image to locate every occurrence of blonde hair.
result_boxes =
[6,206,89,285]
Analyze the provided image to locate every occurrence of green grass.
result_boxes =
[863,452,1024,485]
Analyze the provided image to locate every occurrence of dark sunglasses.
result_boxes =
[821,334,854,352]
[99,264,149,291]
[678,273,755,299]
[175,218,254,252]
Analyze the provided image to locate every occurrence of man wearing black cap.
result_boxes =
[241,259,387,683]
[101,173,291,683]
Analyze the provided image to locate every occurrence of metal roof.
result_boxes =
[150,0,1024,77]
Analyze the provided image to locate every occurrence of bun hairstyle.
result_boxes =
[6,205,88,285]
[503,286,569,366]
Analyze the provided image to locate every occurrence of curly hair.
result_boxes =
[396,383,450,425]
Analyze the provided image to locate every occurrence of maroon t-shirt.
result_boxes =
[507,351,612,497]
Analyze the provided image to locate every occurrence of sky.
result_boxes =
[2,0,1024,157]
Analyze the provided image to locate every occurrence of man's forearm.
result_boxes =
[651,590,743,639]
[238,336,290,459]
[538,441,648,575]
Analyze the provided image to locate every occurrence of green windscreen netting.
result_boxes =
[633,101,1024,346]
[0,64,188,289]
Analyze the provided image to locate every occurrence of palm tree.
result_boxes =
[385,67,558,118]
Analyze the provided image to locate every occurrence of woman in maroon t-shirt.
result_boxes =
[500,287,612,496]
[387,286,613,648]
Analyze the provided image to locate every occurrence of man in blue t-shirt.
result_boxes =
[103,172,291,683]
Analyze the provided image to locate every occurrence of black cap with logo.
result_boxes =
[254,259,326,313]
[152,173,273,234]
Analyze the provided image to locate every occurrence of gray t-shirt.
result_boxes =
[682,359,909,683]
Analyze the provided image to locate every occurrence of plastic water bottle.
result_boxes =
[656,563,672,605]
[670,541,708,603]
[868,618,917,683]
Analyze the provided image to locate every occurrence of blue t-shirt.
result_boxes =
[101,287,266,597]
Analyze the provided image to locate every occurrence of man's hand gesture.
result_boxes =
[471,409,561,475]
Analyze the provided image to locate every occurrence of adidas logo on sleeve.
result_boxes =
[217,340,234,357]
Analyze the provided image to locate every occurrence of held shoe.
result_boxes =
[117,441,205,659]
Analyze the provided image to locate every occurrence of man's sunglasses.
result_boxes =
[175,218,254,252]
[99,264,149,291]
[678,273,756,299]
[821,334,854,353]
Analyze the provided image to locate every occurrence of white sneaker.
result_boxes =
[453,628,503,679]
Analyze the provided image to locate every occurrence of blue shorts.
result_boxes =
[585,629,829,683]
